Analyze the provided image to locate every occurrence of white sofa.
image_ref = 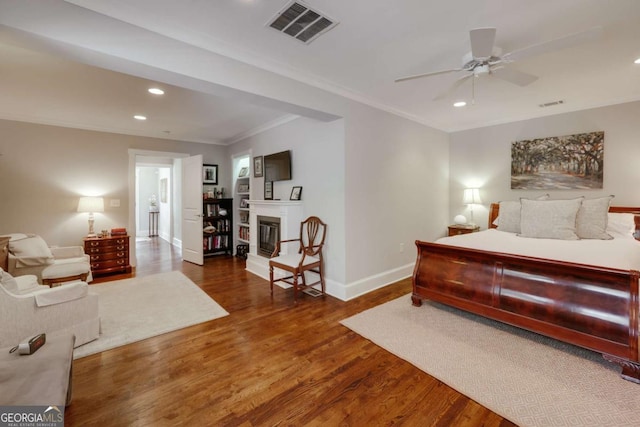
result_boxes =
[4,233,92,285]
[0,270,99,348]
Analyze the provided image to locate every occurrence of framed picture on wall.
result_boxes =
[264,181,273,200]
[160,178,168,203]
[203,164,218,185]
[253,156,264,177]
[290,186,302,201]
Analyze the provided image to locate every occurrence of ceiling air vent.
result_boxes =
[267,1,338,44]
[539,100,565,108]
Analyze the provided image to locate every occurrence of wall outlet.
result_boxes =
[400,243,404,253]
[110,199,120,208]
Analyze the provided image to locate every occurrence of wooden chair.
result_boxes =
[269,216,327,303]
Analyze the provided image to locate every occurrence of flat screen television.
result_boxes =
[264,150,292,182]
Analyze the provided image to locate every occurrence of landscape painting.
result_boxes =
[511,131,604,189]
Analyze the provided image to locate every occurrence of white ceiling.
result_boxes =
[1,0,639,144]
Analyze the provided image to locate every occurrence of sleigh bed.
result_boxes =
[412,200,640,382]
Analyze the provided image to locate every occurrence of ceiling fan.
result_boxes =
[395,26,602,102]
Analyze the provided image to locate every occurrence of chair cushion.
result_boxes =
[0,270,47,295]
[42,262,90,279]
[0,268,19,293]
[270,254,320,269]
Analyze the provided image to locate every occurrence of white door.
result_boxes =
[182,155,203,265]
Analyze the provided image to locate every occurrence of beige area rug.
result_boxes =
[74,271,229,359]
[341,294,640,427]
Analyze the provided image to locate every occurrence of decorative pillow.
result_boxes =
[8,235,54,264]
[607,213,636,237]
[576,196,614,240]
[519,197,583,240]
[495,194,549,233]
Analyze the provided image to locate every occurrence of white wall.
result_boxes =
[229,117,347,288]
[0,119,225,248]
[229,106,449,300]
[449,101,640,229]
[344,104,449,297]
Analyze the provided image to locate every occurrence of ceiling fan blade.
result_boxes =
[433,74,473,101]
[502,26,603,62]
[491,66,538,86]
[469,27,496,59]
[395,68,462,83]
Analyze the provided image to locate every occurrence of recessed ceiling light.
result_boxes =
[453,101,467,107]
[134,115,147,121]
[634,58,640,64]
[148,88,165,95]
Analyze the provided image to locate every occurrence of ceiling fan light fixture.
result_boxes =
[453,101,467,108]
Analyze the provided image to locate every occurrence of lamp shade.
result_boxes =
[462,188,481,204]
[77,196,104,213]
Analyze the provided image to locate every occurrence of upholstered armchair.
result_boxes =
[4,234,92,285]
[0,269,99,348]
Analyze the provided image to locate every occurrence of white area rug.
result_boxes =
[341,294,640,427]
[74,271,228,359]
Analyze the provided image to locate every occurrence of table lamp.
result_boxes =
[77,196,104,237]
[462,188,481,225]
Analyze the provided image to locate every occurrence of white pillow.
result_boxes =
[576,196,614,240]
[8,235,54,264]
[519,198,583,240]
[494,194,549,233]
[606,213,636,237]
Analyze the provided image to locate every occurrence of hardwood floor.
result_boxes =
[67,238,516,426]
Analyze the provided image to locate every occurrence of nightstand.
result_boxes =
[448,224,480,236]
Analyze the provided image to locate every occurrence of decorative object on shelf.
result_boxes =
[77,196,104,237]
[462,188,482,225]
[238,183,250,193]
[265,181,273,200]
[203,164,218,185]
[238,167,249,178]
[253,156,263,177]
[216,188,224,198]
[218,208,227,216]
[290,186,302,201]
[149,194,158,212]
[453,214,467,225]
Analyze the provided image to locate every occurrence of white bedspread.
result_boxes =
[436,229,640,271]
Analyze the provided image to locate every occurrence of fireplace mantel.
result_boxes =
[245,200,304,279]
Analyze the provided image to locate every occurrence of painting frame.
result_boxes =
[203,164,218,185]
[253,156,264,178]
[160,178,168,203]
[290,186,302,201]
[511,131,604,190]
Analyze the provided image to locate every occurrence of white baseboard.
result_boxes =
[246,254,413,301]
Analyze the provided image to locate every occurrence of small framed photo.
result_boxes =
[238,166,249,178]
[253,156,264,178]
[290,186,302,201]
[203,164,218,185]
[264,181,273,200]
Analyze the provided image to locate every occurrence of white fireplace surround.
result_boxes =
[245,200,304,280]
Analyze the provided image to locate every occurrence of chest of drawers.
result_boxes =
[84,235,131,277]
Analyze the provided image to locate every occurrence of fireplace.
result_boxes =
[257,215,280,258]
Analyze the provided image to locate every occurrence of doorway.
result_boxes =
[128,149,189,269]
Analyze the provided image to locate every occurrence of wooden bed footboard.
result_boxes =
[412,240,640,383]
